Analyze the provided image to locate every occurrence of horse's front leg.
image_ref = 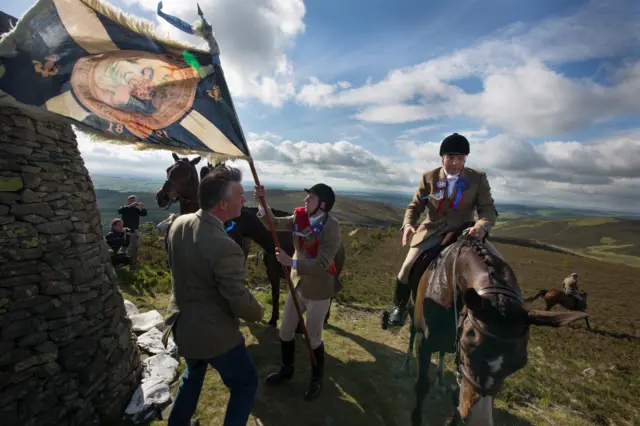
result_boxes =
[400,316,416,375]
[435,351,446,393]
[266,255,281,327]
[411,334,431,426]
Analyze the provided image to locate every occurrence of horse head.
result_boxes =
[156,152,201,210]
[450,236,589,425]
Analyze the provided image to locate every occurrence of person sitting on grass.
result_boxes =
[105,218,131,267]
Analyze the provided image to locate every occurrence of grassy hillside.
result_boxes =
[118,224,639,426]
[492,217,640,267]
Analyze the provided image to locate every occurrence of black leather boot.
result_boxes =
[387,280,411,327]
[304,343,325,401]
[266,339,295,385]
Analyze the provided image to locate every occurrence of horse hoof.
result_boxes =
[410,410,422,426]
[381,311,389,330]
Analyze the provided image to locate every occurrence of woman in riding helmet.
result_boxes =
[254,183,343,401]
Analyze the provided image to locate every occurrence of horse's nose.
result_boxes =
[156,190,169,207]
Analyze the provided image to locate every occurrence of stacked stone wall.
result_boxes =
[0,106,142,425]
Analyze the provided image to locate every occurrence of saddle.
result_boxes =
[408,222,474,309]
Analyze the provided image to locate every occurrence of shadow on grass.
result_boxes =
[243,321,534,426]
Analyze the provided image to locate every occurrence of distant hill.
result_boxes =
[492,217,640,267]
[92,174,640,255]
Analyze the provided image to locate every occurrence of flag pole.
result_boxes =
[247,160,317,366]
[157,1,317,366]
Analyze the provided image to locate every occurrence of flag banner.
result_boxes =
[0,0,250,160]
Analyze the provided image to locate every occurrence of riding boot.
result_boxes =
[388,280,411,327]
[266,339,295,385]
[304,343,325,401]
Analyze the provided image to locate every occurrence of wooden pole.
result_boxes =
[248,159,317,366]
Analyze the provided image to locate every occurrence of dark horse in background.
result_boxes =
[405,226,589,426]
[156,154,345,327]
[525,288,590,329]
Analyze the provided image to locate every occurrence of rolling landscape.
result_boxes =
[102,173,640,426]
[94,173,640,269]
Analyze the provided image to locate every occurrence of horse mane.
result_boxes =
[458,238,520,317]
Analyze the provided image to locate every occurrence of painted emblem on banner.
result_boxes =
[70,50,198,138]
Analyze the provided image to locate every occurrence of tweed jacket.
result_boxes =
[258,208,342,300]
[402,167,498,247]
[162,210,264,359]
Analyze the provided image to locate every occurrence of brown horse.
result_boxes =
[156,153,201,214]
[526,289,590,329]
[409,231,589,426]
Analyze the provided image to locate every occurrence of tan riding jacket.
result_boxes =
[162,210,264,359]
[564,277,579,295]
[258,208,342,300]
[402,167,498,248]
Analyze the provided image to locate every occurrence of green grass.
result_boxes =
[115,224,640,426]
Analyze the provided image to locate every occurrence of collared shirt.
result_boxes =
[444,171,459,197]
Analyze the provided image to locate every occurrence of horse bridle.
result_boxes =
[162,160,199,208]
[451,237,528,397]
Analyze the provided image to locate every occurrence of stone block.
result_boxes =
[0,176,23,192]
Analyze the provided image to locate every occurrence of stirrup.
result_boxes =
[388,305,408,326]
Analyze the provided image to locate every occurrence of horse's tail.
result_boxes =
[524,289,547,303]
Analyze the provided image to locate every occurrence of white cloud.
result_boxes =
[398,129,640,212]
[398,124,441,139]
[74,125,640,212]
[353,104,434,124]
[295,0,639,136]
[467,60,640,137]
[128,0,305,107]
[247,131,283,141]
[295,77,339,107]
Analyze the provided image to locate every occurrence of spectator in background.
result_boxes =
[118,194,147,270]
[105,218,131,267]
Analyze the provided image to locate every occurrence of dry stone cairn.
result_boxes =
[0,106,142,425]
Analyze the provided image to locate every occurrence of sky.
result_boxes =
[2,0,640,213]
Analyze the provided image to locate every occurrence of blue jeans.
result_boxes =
[168,338,258,426]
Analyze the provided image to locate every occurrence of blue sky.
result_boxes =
[2,0,640,212]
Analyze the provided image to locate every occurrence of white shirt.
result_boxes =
[444,171,459,198]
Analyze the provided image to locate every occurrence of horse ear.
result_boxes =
[526,310,589,327]
[172,153,180,162]
[199,167,209,180]
[191,156,201,166]
[464,288,483,312]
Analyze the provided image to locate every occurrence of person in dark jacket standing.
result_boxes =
[118,194,147,269]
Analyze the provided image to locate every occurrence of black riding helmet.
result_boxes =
[304,183,335,214]
[440,133,470,156]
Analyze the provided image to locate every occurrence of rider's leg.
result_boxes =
[388,237,440,327]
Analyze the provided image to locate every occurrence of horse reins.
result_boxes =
[451,235,527,397]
